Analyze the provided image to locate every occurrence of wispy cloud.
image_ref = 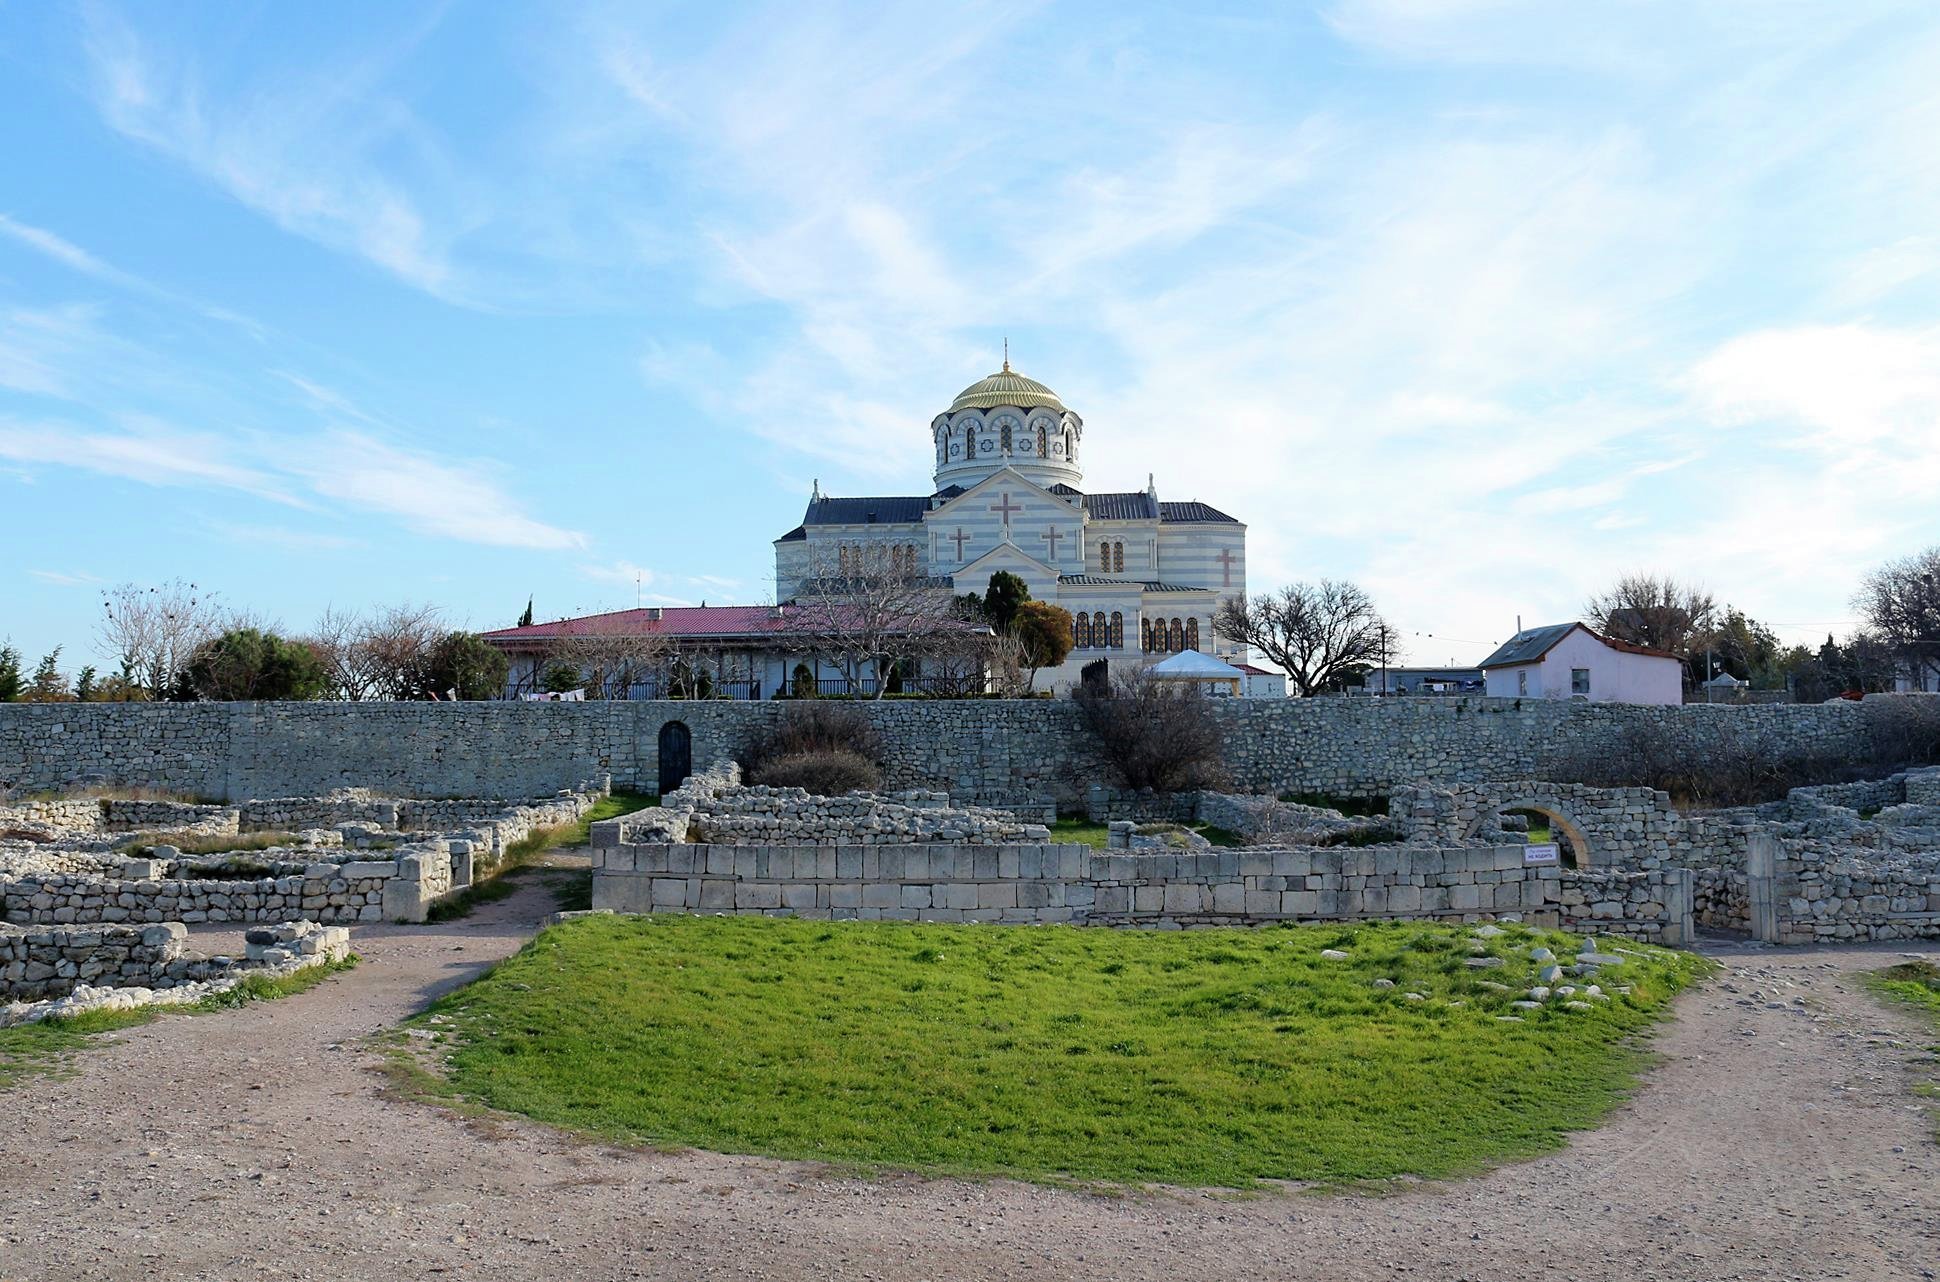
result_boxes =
[80,5,466,300]
[27,569,102,586]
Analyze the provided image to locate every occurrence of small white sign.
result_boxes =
[1524,843,1560,865]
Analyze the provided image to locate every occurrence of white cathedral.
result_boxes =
[774,361,1252,691]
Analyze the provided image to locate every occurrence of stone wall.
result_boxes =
[1,847,454,927]
[4,695,1924,808]
[590,828,1694,940]
[2,919,351,1024]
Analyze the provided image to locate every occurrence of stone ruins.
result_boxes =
[0,784,601,1026]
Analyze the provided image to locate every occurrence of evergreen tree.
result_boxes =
[982,571,1031,632]
[26,647,67,701]
[0,642,20,702]
[74,666,97,702]
[518,597,534,628]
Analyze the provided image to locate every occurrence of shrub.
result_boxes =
[177,629,328,701]
[1073,667,1225,793]
[743,703,885,794]
[752,750,882,795]
[417,632,510,700]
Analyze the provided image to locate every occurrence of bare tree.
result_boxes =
[304,604,445,700]
[544,625,680,698]
[779,541,986,698]
[96,580,225,699]
[1214,580,1388,697]
[1583,574,1717,659]
[1856,546,1940,691]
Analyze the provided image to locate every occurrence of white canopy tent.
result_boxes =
[1147,648,1246,696]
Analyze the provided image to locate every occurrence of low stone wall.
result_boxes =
[1772,851,1940,944]
[2,849,455,926]
[1549,869,1694,945]
[590,830,1693,939]
[2,919,351,1024]
[1084,785,1199,824]
[1695,867,1749,932]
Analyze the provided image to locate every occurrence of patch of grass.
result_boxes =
[116,830,301,858]
[426,874,527,922]
[1050,819,1245,850]
[0,1007,156,1091]
[411,916,1704,1188]
[0,956,356,1090]
[1867,960,1940,1018]
[195,955,359,1010]
[1866,961,1940,1134]
[425,792,656,923]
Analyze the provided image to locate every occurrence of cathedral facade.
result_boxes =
[774,363,1248,690]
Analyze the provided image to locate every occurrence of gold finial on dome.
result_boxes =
[1002,336,1010,373]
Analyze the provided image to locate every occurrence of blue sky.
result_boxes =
[3,0,1938,672]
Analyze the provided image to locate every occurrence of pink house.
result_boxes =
[1478,622,1683,706]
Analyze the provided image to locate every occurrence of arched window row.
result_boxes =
[1071,610,1127,651]
[938,416,1073,464]
[1095,540,1124,574]
[1139,616,1201,654]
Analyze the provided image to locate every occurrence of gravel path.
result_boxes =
[3,882,1937,1282]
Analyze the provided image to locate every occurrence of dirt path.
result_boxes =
[3,889,1936,1282]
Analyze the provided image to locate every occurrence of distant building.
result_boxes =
[1360,667,1484,696]
[1478,623,1682,706]
[1230,661,1289,699]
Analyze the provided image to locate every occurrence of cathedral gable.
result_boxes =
[925,469,1085,576]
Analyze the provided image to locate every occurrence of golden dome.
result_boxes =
[947,363,1066,413]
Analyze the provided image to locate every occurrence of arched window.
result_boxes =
[1109,612,1124,649]
[1065,428,1074,459]
[1077,613,1093,649]
[1185,618,1200,651]
[1036,424,1047,457]
[1097,540,1109,571]
[1111,542,1124,573]
[1000,419,1012,453]
[964,424,977,458]
[1091,612,1106,648]
[1140,618,1152,652]
[1170,618,1185,652]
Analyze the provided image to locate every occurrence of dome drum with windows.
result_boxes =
[933,361,1084,492]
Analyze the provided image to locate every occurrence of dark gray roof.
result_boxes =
[776,525,806,543]
[1158,500,1239,524]
[1082,491,1159,520]
[1478,623,1580,668]
[800,495,930,526]
[1058,575,1211,593]
[1479,621,1678,668]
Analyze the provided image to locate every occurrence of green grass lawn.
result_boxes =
[408,915,1704,1188]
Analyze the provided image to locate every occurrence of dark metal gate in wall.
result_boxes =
[657,721,691,796]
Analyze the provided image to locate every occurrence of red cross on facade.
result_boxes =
[951,527,969,559]
[1216,547,1237,587]
[1040,525,1063,560]
[988,492,1021,529]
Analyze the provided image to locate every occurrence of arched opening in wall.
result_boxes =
[1467,803,1591,869]
[657,721,692,796]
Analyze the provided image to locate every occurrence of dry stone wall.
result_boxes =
[3,695,1923,808]
[2,919,351,1025]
